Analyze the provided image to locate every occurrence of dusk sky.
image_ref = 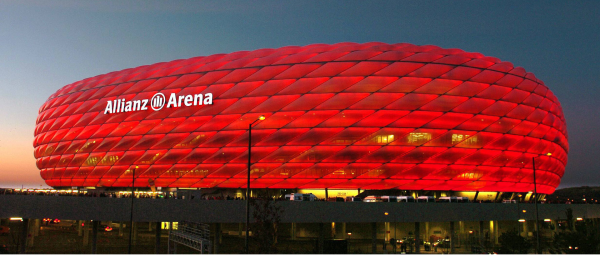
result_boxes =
[0,1,598,189]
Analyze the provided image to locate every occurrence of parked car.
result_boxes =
[345,196,362,202]
[417,196,435,203]
[398,196,415,203]
[437,196,457,203]
[457,197,470,203]
[363,196,382,202]
[284,193,317,201]
[327,197,345,202]
[381,195,398,202]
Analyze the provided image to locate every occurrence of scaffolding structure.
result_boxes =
[168,221,211,254]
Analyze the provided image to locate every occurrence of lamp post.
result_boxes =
[128,165,138,254]
[246,115,265,254]
[517,194,523,231]
[532,152,551,254]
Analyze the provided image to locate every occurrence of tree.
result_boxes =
[566,208,574,231]
[549,208,600,255]
[249,197,283,253]
[554,219,600,253]
[498,228,531,254]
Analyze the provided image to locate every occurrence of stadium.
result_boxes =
[33,42,568,200]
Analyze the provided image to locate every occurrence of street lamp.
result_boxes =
[532,152,551,254]
[246,115,265,253]
[517,194,523,238]
[128,165,138,254]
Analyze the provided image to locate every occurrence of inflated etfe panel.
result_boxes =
[34,42,568,193]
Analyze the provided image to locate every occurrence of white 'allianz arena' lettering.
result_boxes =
[104,92,213,114]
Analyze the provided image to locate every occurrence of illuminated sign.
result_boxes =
[104,92,213,114]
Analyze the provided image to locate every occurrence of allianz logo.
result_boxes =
[104,92,213,114]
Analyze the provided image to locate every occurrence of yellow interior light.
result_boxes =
[258,115,266,120]
[546,152,552,156]
[544,219,551,222]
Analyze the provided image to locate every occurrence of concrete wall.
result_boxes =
[1,196,598,223]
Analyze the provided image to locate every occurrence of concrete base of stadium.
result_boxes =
[1,195,599,253]
[0,218,596,254]
[1,195,597,222]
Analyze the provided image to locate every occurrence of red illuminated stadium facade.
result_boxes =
[33,42,568,194]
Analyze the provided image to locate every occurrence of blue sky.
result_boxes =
[0,1,598,188]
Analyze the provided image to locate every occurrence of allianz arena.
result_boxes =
[33,42,568,194]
